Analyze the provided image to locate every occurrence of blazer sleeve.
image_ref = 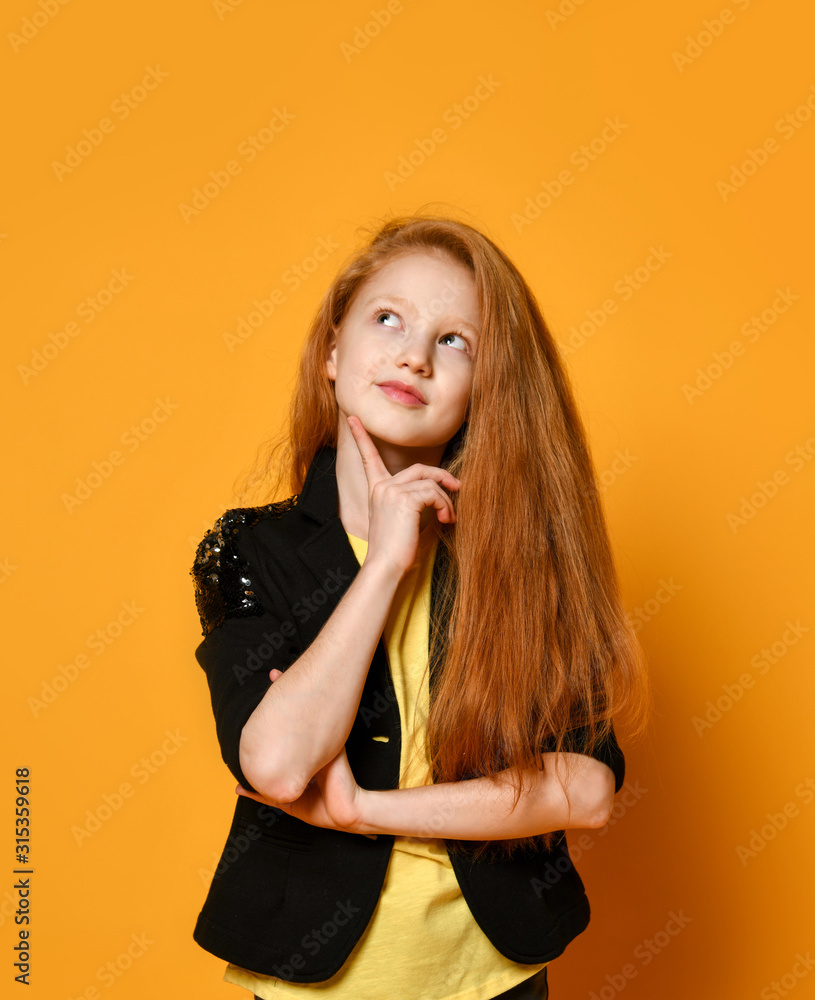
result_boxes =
[191,511,300,792]
[542,722,626,795]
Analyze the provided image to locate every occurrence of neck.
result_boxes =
[334,419,446,541]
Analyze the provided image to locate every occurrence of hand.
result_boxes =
[236,670,366,833]
[346,413,461,579]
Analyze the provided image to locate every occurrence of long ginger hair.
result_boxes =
[237,210,651,862]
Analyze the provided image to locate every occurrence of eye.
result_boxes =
[374,309,401,328]
[439,332,469,353]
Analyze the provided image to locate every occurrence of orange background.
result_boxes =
[3,1,814,997]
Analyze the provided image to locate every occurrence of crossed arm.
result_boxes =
[237,733,616,840]
[224,532,617,840]
[354,752,615,839]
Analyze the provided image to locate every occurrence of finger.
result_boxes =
[383,463,461,491]
[346,415,390,485]
[236,785,264,802]
[383,479,458,522]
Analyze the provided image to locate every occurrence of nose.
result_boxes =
[392,326,432,374]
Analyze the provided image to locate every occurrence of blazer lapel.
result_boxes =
[294,444,452,701]
[293,447,363,637]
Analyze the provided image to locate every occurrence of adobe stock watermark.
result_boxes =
[178,108,296,222]
[231,567,355,684]
[345,275,474,392]
[265,899,362,979]
[28,599,146,717]
[71,730,190,846]
[198,826,262,887]
[66,931,155,999]
[223,235,340,351]
[384,75,501,191]
[511,117,629,233]
[671,0,752,72]
[588,909,693,1000]
[760,951,815,1000]
[691,619,808,736]
[404,795,457,841]
[212,0,247,18]
[593,450,638,494]
[559,247,672,356]
[716,84,815,201]
[438,941,483,994]
[0,887,27,930]
[189,498,238,550]
[531,780,648,896]
[545,0,592,30]
[51,66,170,181]
[18,268,136,384]
[360,684,399,728]
[0,557,18,585]
[61,396,180,513]
[197,807,282,886]
[681,287,799,403]
[735,778,815,866]
[725,434,815,533]
[629,578,682,633]
[340,0,414,62]
[8,0,71,53]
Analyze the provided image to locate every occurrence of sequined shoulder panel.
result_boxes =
[191,495,298,637]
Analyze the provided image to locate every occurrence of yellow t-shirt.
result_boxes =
[224,528,549,1000]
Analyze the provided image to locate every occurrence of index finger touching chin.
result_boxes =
[346,415,386,477]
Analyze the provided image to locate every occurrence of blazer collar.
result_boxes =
[297,445,341,524]
[294,444,451,702]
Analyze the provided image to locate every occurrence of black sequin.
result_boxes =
[191,496,298,637]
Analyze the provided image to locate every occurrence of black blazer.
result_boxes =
[191,445,626,982]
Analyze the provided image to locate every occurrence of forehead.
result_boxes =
[365,249,472,286]
[354,252,480,330]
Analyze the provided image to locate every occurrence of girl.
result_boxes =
[191,213,650,1000]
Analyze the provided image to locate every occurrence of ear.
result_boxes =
[325,325,339,381]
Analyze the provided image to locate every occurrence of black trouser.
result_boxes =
[254,964,548,1000]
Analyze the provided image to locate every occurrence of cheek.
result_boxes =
[449,370,474,410]
[334,352,375,399]
[362,329,404,374]
[340,338,395,387]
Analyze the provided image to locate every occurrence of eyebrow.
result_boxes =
[361,293,480,335]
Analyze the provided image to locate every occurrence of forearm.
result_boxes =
[355,753,614,840]
[240,557,401,800]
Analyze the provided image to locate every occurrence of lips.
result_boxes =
[376,380,427,405]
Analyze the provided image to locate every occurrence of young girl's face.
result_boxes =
[326,251,480,453]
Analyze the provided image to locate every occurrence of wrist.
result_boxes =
[351,788,381,836]
[358,555,404,587]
